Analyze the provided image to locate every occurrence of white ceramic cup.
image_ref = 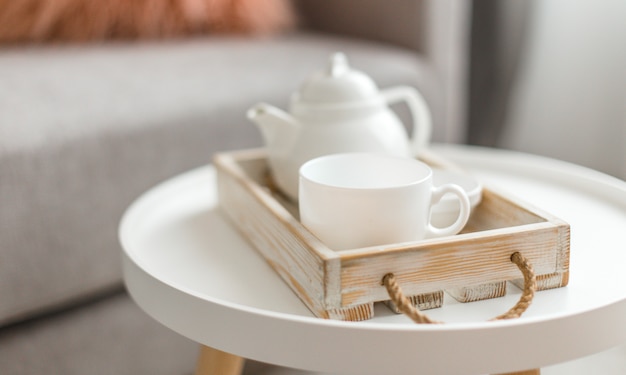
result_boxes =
[299,153,471,250]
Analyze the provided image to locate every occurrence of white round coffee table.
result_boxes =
[119,144,626,375]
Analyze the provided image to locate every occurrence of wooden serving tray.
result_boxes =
[214,148,570,321]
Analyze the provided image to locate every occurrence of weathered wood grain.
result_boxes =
[384,290,444,313]
[214,149,571,321]
[215,151,341,318]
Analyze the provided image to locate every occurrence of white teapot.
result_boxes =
[247,52,432,201]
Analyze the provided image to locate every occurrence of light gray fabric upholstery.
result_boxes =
[0,290,294,375]
[0,1,471,373]
[294,0,425,51]
[0,33,437,326]
[0,293,197,375]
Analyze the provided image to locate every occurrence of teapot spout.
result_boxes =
[247,103,299,150]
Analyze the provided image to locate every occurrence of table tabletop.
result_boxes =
[120,144,626,375]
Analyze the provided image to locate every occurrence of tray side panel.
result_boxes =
[512,221,570,291]
[214,153,341,318]
[338,223,566,307]
[463,188,545,232]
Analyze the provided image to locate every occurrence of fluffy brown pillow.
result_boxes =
[0,0,296,43]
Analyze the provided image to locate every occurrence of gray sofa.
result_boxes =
[0,1,469,373]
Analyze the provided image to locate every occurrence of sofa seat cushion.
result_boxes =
[0,32,439,326]
[0,292,197,374]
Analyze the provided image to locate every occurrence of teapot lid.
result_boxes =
[294,53,379,105]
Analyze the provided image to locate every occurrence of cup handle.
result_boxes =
[381,86,433,157]
[426,183,470,238]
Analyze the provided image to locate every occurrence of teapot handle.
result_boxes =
[381,86,433,157]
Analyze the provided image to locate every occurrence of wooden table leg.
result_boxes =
[495,369,540,375]
[195,345,245,375]
[193,345,539,375]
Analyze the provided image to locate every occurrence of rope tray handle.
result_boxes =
[382,252,537,324]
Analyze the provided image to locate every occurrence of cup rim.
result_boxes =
[299,152,432,191]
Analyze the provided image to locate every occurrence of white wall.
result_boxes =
[499,0,626,179]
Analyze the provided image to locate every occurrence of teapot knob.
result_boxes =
[327,52,349,77]
[295,52,378,104]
